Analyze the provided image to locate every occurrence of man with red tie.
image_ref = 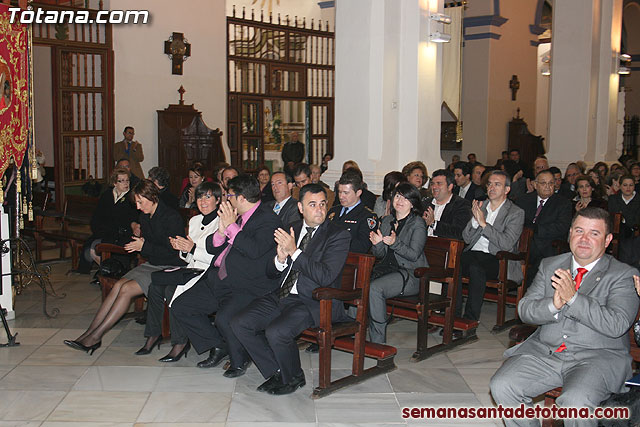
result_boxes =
[490,207,639,427]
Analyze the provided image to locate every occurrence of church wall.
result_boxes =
[461,0,539,166]
[622,2,640,118]
[111,0,227,177]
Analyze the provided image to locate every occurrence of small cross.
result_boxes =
[509,75,520,101]
[178,85,185,105]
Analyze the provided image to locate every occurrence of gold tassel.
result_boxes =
[22,195,27,212]
[28,201,33,221]
[456,121,463,142]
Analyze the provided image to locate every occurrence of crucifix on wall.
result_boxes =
[509,75,520,101]
[164,32,191,75]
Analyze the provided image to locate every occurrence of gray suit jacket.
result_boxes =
[372,214,428,286]
[506,253,640,393]
[462,198,525,283]
[267,197,301,228]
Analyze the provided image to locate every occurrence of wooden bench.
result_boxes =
[34,195,98,268]
[386,236,477,362]
[460,227,534,333]
[299,252,397,399]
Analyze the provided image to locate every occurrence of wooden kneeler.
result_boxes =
[299,252,397,399]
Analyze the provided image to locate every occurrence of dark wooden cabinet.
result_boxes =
[508,110,545,172]
[157,103,225,196]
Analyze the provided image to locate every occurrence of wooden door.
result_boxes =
[307,100,333,165]
[239,98,263,172]
[51,45,113,209]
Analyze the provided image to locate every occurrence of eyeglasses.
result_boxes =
[226,193,237,199]
[536,181,554,188]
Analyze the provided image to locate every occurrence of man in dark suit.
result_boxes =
[231,183,351,395]
[516,169,573,285]
[471,163,487,201]
[422,169,472,240]
[266,171,301,227]
[491,208,639,427]
[281,132,305,176]
[171,175,281,378]
[453,161,479,202]
[558,163,580,200]
[331,167,377,211]
[148,166,179,211]
[327,169,377,254]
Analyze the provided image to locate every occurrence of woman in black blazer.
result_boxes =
[368,183,428,343]
[573,175,607,212]
[64,180,186,355]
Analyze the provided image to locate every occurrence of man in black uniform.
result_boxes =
[327,169,377,254]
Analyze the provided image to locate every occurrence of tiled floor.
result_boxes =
[0,260,515,426]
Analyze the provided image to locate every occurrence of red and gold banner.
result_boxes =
[0,3,29,178]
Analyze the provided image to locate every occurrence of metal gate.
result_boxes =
[227,7,334,172]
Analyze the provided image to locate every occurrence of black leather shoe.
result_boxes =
[268,371,305,395]
[305,343,319,353]
[257,372,283,392]
[135,336,162,355]
[223,360,251,378]
[158,342,190,362]
[197,348,229,368]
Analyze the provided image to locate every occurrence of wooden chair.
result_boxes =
[461,227,534,333]
[609,212,623,258]
[299,252,397,399]
[386,236,476,362]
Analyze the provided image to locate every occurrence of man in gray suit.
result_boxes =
[458,170,524,328]
[490,207,640,427]
[267,171,301,227]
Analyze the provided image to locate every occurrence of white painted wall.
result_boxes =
[110,0,227,177]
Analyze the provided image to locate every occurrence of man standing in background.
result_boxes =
[114,126,145,179]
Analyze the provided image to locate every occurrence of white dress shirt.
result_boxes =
[428,194,453,237]
[274,221,317,295]
[470,200,506,253]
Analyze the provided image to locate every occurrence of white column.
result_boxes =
[0,207,14,320]
[547,0,622,167]
[332,0,445,193]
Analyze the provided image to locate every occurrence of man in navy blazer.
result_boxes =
[232,183,351,395]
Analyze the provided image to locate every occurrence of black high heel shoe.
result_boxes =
[63,339,101,355]
[135,336,162,355]
[158,342,190,363]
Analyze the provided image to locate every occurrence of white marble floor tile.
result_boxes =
[72,366,163,392]
[154,366,235,393]
[47,391,149,422]
[456,367,498,395]
[446,347,507,369]
[0,365,88,391]
[309,348,377,370]
[311,368,393,394]
[10,328,59,345]
[393,349,455,369]
[93,346,195,367]
[0,422,43,427]
[227,390,316,423]
[389,367,472,394]
[134,423,225,427]
[0,364,15,379]
[0,345,39,365]
[0,390,66,421]
[136,392,231,423]
[41,423,133,427]
[21,345,102,366]
[315,393,403,424]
